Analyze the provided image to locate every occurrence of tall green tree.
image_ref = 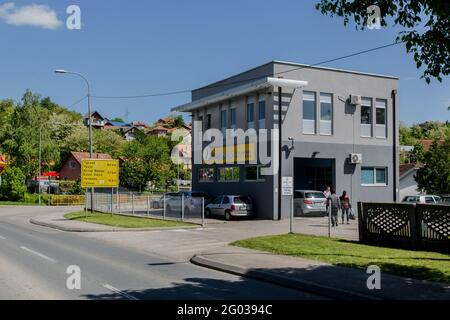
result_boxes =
[316,0,450,83]
[121,136,175,190]
[415,138,450,194]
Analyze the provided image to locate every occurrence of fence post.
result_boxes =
[328,201,331,238]
[357,202,365,243]
[118,190,121,213]
[202,197,205,228]
[163,194,166,220]
[85,188,88,218]
[181,193,184,221]
[409,204,420,250]
[147,194,150,217]
[132,193,135,215]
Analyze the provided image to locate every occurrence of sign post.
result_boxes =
[81,159,119,214]
[282,177,294,234]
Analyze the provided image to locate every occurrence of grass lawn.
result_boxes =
[64,211,194,229]
[232,233,450,283]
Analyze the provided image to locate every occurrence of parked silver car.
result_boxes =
[294,190,328,216]
[165,191,211,214]
[401,195,442,204]
[205,195,253,220]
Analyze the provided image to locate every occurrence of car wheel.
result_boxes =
[225,211,232,221]
[295,205,303,217]
[205,208,212,218]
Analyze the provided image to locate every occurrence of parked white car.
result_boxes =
[205,195,253,220]
[401,195,442,204]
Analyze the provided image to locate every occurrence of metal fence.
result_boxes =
[85,191,206,226]
[49,195,85,206]
[358,202,450,252]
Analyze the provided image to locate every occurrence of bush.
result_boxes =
[22,193,50,205]
[0,167,27,201]
[68,179,84,195]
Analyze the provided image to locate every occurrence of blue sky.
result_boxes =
[0,0,448,126]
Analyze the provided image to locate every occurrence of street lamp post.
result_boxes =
[55,69,94,211]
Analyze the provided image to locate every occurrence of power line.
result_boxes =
[67,95,88,109]
[90,40,403,100]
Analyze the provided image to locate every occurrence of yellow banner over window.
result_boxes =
[81,159,119,188]
[205,143,256,164]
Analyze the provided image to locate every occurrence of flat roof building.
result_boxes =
[173,61,399,220]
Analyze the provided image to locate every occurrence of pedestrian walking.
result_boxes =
[323,185,331,199]
[327,189,341,227]
[340,191,351,224]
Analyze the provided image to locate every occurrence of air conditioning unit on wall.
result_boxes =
[350,94,362,106]
[349,153,363,164]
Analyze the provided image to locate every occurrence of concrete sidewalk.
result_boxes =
[29,210,200,232]
[192,246,450,300]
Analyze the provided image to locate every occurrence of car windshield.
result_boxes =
[233,196,251,204]
[305,192,326,199]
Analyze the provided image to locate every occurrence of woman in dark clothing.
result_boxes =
[340,191,351,224]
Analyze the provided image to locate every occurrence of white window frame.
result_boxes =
[319,93,333,136]
[361,167,388,187]
[360,97,372,138]
[375,99,387,139]
[302,91,316,135]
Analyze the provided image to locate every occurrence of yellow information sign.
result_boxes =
[81,159,119,188]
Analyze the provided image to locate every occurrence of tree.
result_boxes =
[315,0,450,83]
[121,136,175,190]
[0,166,27,201]
[415,138,450,194]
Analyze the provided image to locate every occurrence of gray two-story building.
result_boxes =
[173,61,399,220]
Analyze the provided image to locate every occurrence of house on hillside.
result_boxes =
[123,126,145,141]
[59,151,112,181]
[83,111,108,129]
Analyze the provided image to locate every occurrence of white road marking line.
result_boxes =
[102,284,139,300]
[20,246,57,263]
[0,235,6,240]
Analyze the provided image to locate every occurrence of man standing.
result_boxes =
[340,190,351,224]
[327,189,341,227]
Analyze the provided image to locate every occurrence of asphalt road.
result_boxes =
[0,207,321,300]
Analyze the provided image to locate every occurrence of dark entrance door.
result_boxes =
[294,158,335,191]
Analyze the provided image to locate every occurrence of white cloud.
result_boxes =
[0,2,62,29]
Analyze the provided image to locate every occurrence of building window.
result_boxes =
[206,114,212,130]
[247,97,255,129]
[302,91,316,134]
[375,99,387,139]
[361,167,387,186]
[218,166,240,182]
[230,107,236,130]
[245,165,266,181]
[258,95,266,129]
[360,97,372,138]
[320,93,333,135]
[69,161,77,169]
[220,109,227,135]
[198,168,214,183]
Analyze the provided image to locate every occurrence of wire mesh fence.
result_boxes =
[85,191,208,226]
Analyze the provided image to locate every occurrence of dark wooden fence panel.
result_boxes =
[358,202,450,253]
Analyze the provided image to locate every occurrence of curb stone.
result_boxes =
[29,218,201,233]
[190,255,379,300]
